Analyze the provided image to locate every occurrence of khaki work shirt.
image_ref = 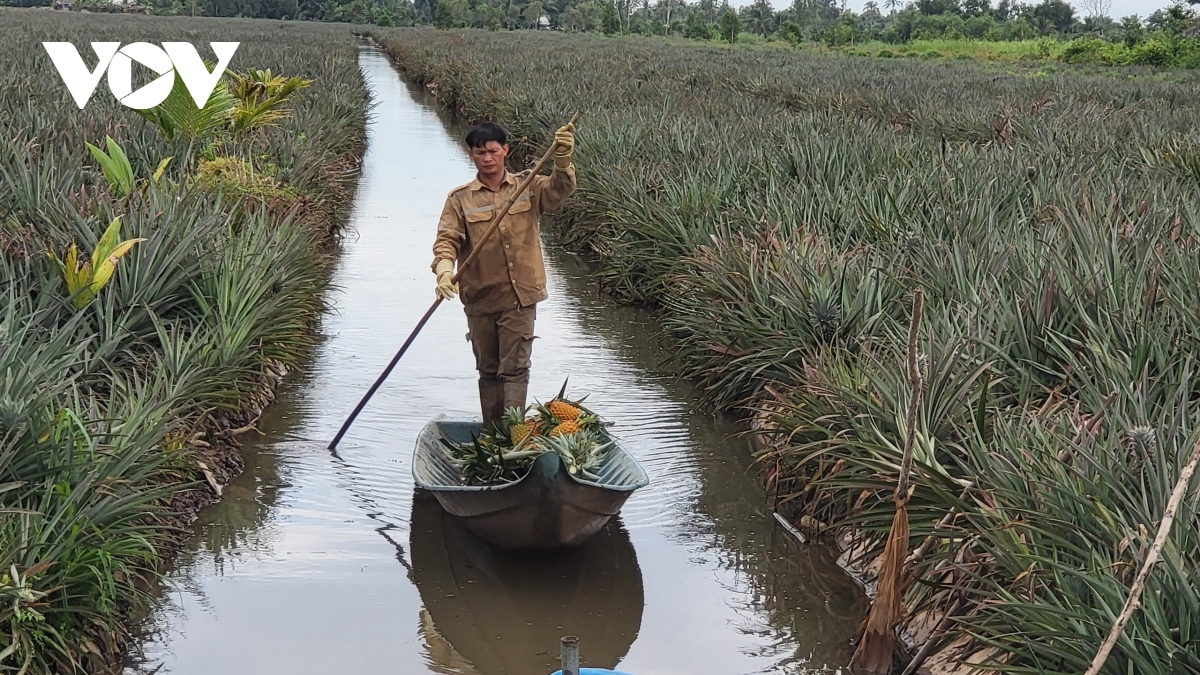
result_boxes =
[432,165,576,316]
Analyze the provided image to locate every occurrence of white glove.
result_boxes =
[435,258,458,300]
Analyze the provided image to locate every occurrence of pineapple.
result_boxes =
[444,379,612,486]
[549,419,581,437]
[1126,425,1157,458]
[503,406,539,446]
[1126,425,1157,472]
[808,292,841,343]
[547,399,582,422]
[538,377,595,435]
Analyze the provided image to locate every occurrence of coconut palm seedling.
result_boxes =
[85,136,173,198]
[134,64,313,144]
[47,216,145,309]
[228,68,315,133]
[133,67,239,143]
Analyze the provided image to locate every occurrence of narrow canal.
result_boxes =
[124,43,867,675]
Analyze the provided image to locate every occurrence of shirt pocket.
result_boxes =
[505,192,534,235]
[463,205,494,224]
[463,205,495,243]
[508,193,533,215]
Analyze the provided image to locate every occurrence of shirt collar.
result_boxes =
[469,170,516,193]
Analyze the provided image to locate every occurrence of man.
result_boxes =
[431,121,576,426]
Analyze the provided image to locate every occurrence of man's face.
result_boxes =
[470,141,508,176]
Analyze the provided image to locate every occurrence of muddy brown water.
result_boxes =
[123,43,867,675]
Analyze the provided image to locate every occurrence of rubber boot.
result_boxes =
[479,378,505,428]
[503,380,528,415]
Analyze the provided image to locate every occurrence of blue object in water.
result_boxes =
[549,670,635,675]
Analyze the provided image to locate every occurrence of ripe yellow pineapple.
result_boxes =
[503,407,539,446]
[549,419,581,437]
[547,399,582,422]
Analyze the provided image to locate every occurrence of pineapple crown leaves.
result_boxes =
[502,404,532,425]
[540,428,609,479]
[551,376,591,406]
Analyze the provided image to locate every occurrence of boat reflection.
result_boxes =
[409,494,644,675]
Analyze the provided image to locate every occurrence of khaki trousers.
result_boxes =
[466,305,536,423]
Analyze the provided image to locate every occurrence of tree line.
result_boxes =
[6,0,1200,51]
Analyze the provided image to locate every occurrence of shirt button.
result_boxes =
[509,262,513,267]
[505,244,510,249]
[500,227,505,232]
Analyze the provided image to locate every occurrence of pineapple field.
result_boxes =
[0,10,366,673]
[369,27,1200,674]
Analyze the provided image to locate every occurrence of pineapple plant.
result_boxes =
[808,291,841,344]
[1125,425,1157,473]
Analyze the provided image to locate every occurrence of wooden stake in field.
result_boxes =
[1083,432,1200,675]
[850,288,924,675]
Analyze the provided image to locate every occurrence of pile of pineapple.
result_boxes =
[442,380,612,485]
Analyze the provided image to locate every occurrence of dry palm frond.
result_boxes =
[850,289,923,675]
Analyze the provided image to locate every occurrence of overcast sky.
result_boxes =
[727,0,1175,20]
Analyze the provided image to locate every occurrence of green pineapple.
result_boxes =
[808,293,841,343]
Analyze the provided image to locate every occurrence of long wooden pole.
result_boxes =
[1083,433,1200,675]
[327,112,581,451]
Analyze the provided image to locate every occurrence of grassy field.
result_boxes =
[0,10,366,672]
[371,26,1200,674]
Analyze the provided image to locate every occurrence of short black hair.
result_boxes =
[465,122,507,149]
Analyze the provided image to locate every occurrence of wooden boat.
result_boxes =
[409,495,644,675]
[412,416,650,549]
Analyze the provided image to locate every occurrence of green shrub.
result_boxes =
[193,156,300,203]
[1129,35,1176,67]
[778,19,803,46]
[1060,36,1122,65]
[684,11,711,40]
[718,7,739,42]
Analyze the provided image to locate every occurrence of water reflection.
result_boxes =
[410,495,643,675]
[193,373,314,569]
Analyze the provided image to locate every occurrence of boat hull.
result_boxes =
[413,418,649,549]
